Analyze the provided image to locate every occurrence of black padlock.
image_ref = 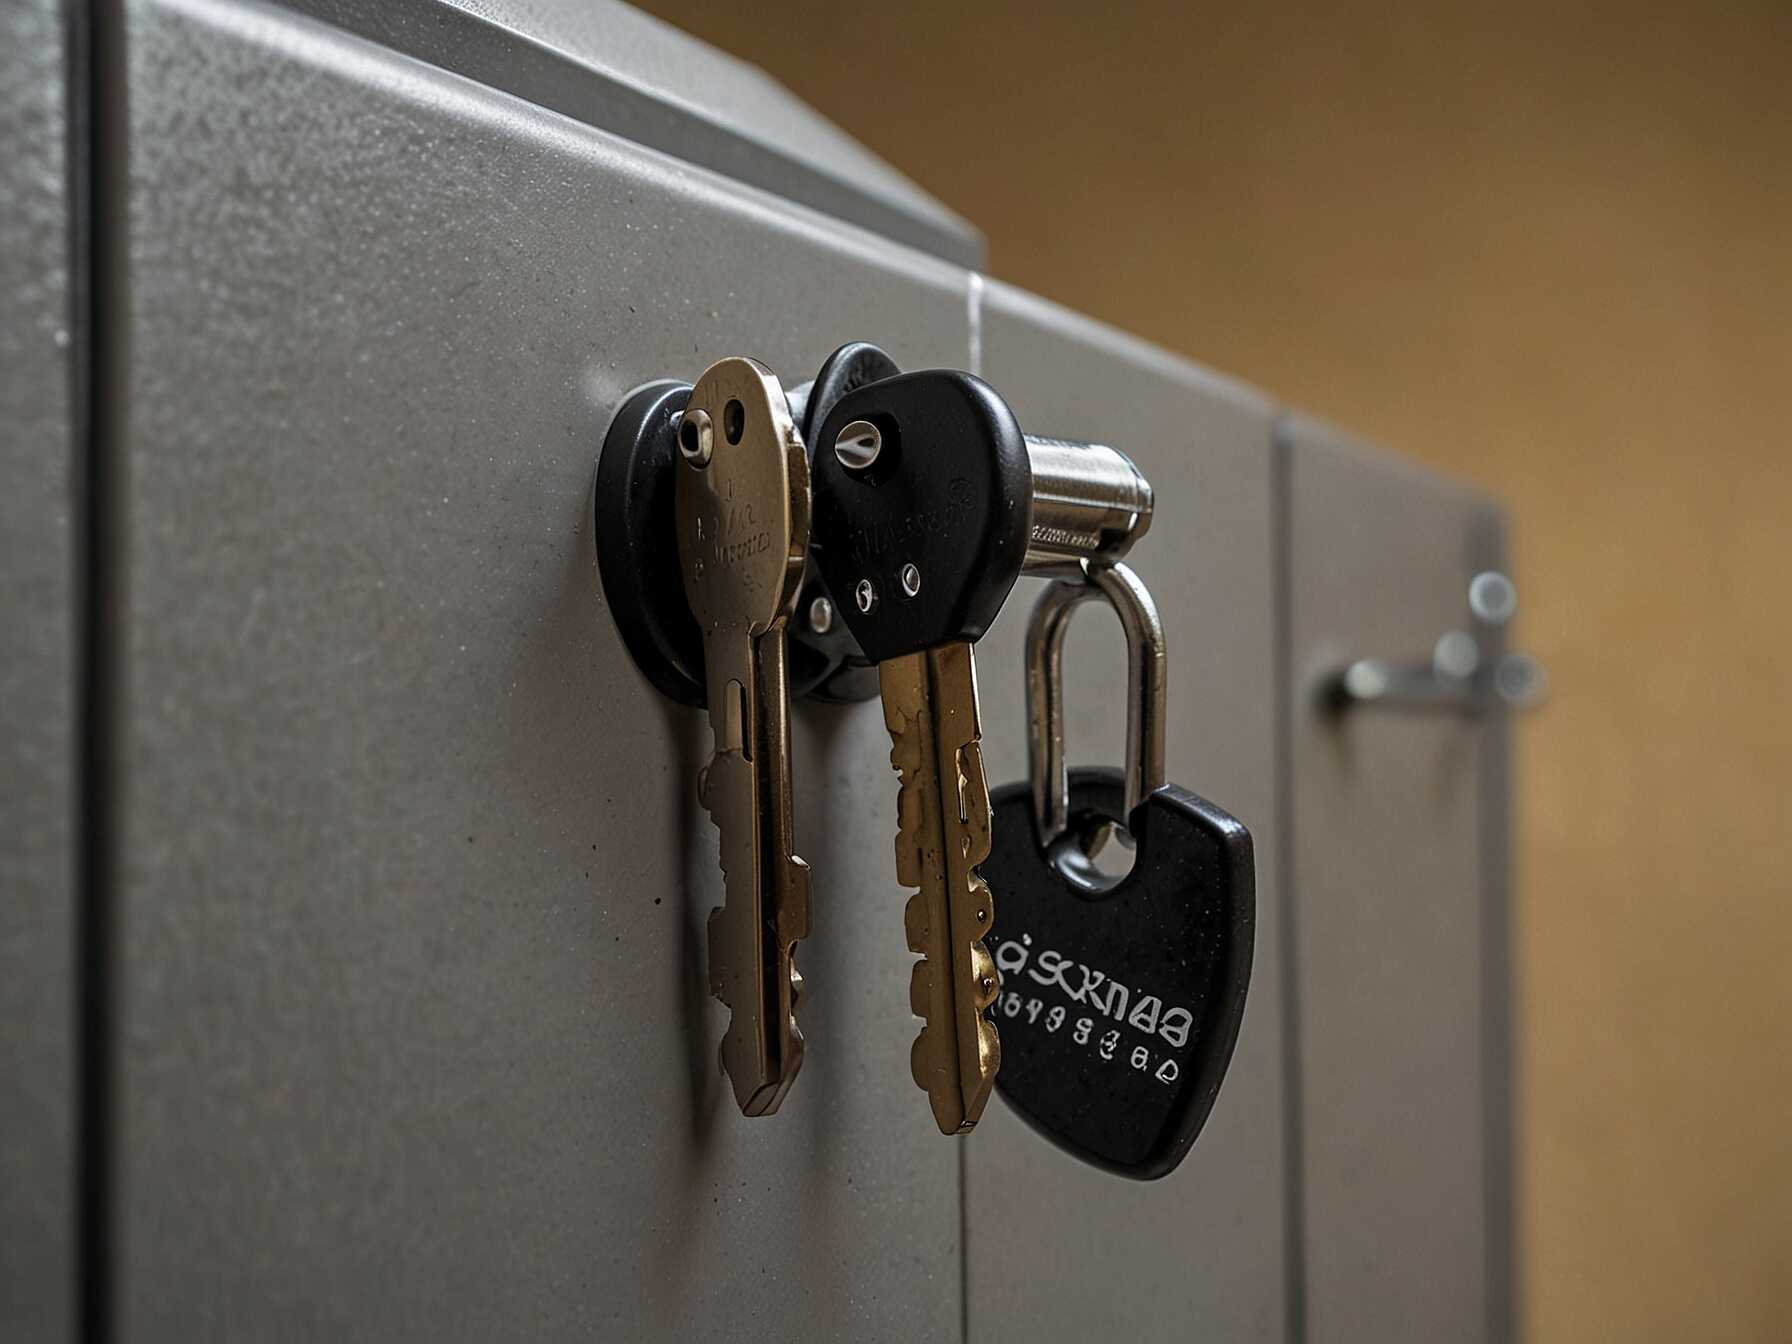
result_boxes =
[985,564,1255,1179]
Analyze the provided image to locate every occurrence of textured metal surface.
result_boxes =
[274,0,983,268]
[965,283,1286,1340]
[1281,413,1508,1343]
[0,1,77,1338]
[114,1,968,1336]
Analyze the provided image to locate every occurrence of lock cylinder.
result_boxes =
[1021,437,1154,575]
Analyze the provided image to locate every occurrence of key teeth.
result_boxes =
[971,1017,1001,1102]
[888,759,927,893]
[699,750,739,1009]
[902,891,930,955]
[968,928,999,1010]
[784,853,814,943]
[909,1019,972,1135]
[907,937,964,1132]
[958,741,993,866]
[906,934,1001,1135]
[780,856,811,1037]
[706,904,729,1005]
[908,958,933,1019]
[704,772,810,1117]
[880,648,1003,1135]
[909,1041,957,1134]
[883,679,931,891]
[778,858,811,1060]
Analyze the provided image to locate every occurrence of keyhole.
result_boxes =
[723,398,745,444]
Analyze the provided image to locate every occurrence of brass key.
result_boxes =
[675,357,812,1116]
[807,369,1036,1133]
[882,643,1003,1133]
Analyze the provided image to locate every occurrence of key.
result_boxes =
[675,357,813,1116]
[808,369,1034,1133]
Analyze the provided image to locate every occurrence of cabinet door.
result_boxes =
[1,2,77,1339]
[1281,416,1513,1344]
[112,3,971,1337]
[965,284,1289,1341]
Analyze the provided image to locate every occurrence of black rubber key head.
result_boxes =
[800,341,902,448]
[809,370,1032,663]
[985,767,1255,1180]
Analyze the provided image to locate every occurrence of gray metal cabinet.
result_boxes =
[967,284,1288,1342]
[1279,415,1513,1344]
[111,2,972,1338]
[3,2,1513,1340]
[1,2,78,1339]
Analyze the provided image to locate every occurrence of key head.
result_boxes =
[810,370,1031,662]
[675,357,810,637]
[984,767,1255,1180]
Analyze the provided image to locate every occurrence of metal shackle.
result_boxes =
[1024,561,1168,846]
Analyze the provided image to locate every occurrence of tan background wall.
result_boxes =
[637,1,1792,1337]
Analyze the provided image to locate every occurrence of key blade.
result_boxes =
[881,643,1002,1134]
[699,638,776,1113]
[701,633,809,1116]
[928,644,1001,1126]
[751,633,810,1115]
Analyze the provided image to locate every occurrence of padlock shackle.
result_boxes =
[1025,561,1167,845]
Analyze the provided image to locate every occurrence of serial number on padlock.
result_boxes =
[990,933,1197,1087]
[995,990,1187,1086]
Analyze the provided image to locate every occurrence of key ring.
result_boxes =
[1024,560,1167,847]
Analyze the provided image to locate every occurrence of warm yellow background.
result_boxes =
[640,2,1792,1337]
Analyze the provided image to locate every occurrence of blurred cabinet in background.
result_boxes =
[1281,419,1515,1344]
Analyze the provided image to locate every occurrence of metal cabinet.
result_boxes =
[110,2,972,1338]
[1279,416,1514,1344]
[967,284,1288,1341]
[3,2,1513,1339]
[1,2,78,1339]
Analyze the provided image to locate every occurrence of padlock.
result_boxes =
[984,562,1255,1180]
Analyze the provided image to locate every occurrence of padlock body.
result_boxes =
[986,768,1254,1179]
